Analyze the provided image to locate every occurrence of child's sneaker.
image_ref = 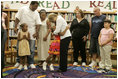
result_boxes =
[82,62,86,66]
[14,62,20,67]
[18,65,23,70]
[73,62,78,66]
[104,69,111,73]
[42,62,47,71]
[30,64,36,68]
[97,68,105,73]
[24,65,28,70]
[89,60,97,67]
[49,64,54,71]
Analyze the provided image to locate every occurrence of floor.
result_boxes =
[5,54,117,69]
[34,55,117,69]
[3,54,117,78]
[3,61,117,78]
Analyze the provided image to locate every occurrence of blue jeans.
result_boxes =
[28,40,35,64]
[16,40,35,64]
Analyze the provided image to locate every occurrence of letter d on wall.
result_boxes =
[62,1,70,9]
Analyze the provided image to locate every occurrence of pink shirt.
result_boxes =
[2,12,7,29]
[100,28,114,45]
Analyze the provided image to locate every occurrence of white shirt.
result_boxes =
[16,6,42,40]
[53,15,71,39]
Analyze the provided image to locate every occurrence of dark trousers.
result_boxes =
[16,41,20,63]
[59,37,71,71]
[1,29,7,78]
[72,37,86,63]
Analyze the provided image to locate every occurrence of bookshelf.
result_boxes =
[3,9,117,60]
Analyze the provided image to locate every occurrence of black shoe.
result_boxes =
[104,69,110,73]
[56,69,67,72]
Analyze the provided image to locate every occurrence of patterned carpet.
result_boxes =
[3,64,117,78]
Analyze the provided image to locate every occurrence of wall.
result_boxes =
[3,1,117,12]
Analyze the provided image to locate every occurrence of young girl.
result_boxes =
[42,25,70,71]
[17,23,30,70]
[98,19,114,73]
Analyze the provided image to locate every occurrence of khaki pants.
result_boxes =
[99,45,112,70]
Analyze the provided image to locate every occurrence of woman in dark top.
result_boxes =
[70,9,89,66]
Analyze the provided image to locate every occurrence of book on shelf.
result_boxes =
[63,13,117,23]
[111,42,117,54]
[9,29,12,36]
[48,12,117,25]
[115,15,117,22]
[62,13,76,21]
[111,24,117,32]
[62,13,96,22]
[84,14,94,22]
[112,50,117,54]
[106,15,117,22]
[11,12,16,20]
[9,21,14,28]
[9,29,17,37]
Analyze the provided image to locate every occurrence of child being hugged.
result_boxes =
[17,23,30,70]
[98,19,114,73]
[42,25,70,71]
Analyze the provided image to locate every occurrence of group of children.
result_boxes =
[16,15,114,72]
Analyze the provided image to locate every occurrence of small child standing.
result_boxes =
[98,19,114,73]
[17,23,30,70]
[42,26,69,71]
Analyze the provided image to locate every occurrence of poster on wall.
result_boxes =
[3,1,117,12]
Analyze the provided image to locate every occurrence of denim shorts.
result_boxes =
[89,37,100,55]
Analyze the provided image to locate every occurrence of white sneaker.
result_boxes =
[30,64,36,69]
[42,62,47,71]
[82,62,86,66]
[97,68,105,73]
[18,65,23,70]
[24,65,28,70]
[73,62,78,66]
[89,60,97,67]
[50,64,54,71]
[14,62,20,67]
